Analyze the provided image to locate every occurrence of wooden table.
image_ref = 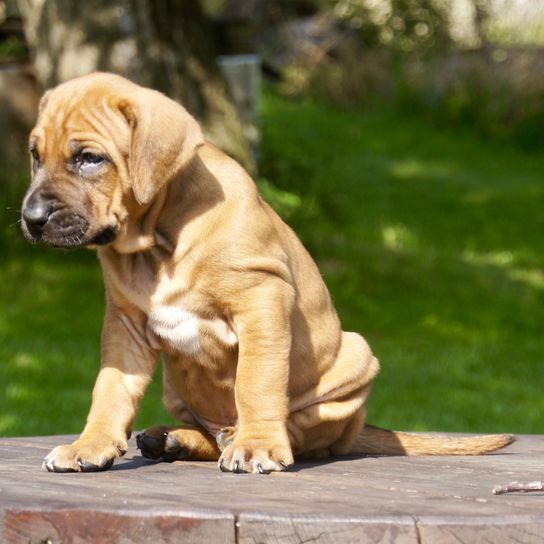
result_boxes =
[0,434,542,543]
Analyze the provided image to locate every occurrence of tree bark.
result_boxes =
[18,0,253,171]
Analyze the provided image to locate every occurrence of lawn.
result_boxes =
[1,89,543,437]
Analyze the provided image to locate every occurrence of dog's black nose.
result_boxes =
[22,192,52,235]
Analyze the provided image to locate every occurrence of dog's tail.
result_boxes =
[350,424,515,456]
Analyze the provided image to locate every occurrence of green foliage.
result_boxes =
[0,36,26,59]
[387,0,452,51]
[396,51,544,151]
[283,3,542,150]
[1,89,543,437]
[285,47,544,151]
[256,178,303,219]
[326,0,452,52]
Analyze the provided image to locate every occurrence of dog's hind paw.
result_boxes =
[136,426,190,462]
[136,424,222,462]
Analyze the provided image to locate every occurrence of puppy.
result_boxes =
[21,73,514,474]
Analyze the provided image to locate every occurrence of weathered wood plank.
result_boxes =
[5,509,235,544]
[0,434,543,543]
[237,514,419,544]
[417,517,544,544]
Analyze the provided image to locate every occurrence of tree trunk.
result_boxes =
[17,0,254,171]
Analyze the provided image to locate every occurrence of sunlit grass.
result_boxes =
[0,241,175,436]
[1,88,543,437]
[260,91,544,434]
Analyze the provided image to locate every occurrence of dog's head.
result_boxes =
[21,72,203,249]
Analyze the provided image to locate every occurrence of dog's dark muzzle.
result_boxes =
[22,190,90,247]
[22,190,54,238]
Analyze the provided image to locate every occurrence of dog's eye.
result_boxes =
[80,152,104,165]
[76,151,107,175]
[30,147,40,164]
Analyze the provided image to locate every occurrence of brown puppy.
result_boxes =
[21,73,513,474]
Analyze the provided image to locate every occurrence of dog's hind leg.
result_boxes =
[136,424,220,461]
[288,391,370,459]
[287,331,377,459]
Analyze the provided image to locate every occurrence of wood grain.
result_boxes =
[0,434,542,543]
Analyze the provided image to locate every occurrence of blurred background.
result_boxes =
[1,0,543,437]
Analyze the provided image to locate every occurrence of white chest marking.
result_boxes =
[148,305,201,354]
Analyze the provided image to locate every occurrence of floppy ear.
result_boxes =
[119,89,204,205]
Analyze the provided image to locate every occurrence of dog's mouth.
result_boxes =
[89,225,118,246]
[22,208,118,249]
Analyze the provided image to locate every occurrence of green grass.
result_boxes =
[1,89,543,437]
[0,243,176,436]
[259,92,544,434]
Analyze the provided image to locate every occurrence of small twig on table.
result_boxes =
[492,481,543,495]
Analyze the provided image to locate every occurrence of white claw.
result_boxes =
[43,452,53,472]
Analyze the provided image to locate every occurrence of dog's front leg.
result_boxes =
[219,279,294,474]
[43,307,159,472]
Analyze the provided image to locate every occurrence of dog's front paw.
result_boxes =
[218,433,294,474]
[43,435,127,473]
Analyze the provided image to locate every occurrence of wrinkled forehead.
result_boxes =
[30,81,130,158]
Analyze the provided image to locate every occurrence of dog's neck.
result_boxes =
[110,188,172,254]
